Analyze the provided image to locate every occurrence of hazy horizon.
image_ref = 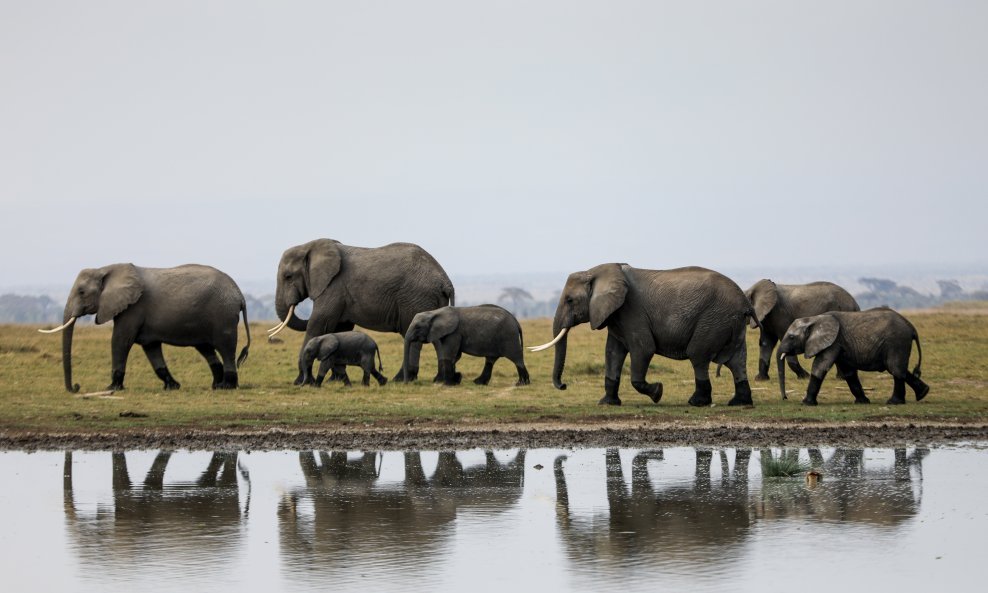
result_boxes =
[2,2,986,289]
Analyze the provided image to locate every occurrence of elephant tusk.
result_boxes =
[779,352,787,361]
[38,317,76,334]
[267,305,295,337]
[528,327,569,352]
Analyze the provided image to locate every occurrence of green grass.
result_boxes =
[761,452,812,477]
[2,308,988,433]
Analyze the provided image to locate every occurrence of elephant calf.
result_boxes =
[402,305,530,386]
[777,307,929,406]
[299,331,387,387]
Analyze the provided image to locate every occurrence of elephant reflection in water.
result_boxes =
[278,450,525,582]
[63,451,248,579]
[554,449,753,568]
[754,447,928,526]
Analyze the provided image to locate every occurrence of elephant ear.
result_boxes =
[320,334,340,355]
[427,308,459,343]
[749,279,778,328]
[96,264,143,324]
[805,315,840,358]
[306,239,342,300]
[589,264,628,330]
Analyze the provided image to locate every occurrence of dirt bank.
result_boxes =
[2,420,987,451]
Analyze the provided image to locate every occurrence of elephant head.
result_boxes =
[300,334,340,383]
[531,263,628,390]
[776,315,839,399]
[269,239,342,336]
[40,264,143,392]
[402,308,458,381]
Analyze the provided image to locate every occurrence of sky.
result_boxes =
[1,1,986,292]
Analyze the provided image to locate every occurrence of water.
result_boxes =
[1,446,985,592]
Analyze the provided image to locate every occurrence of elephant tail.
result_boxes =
[912,333,923,378]
[237,302,251,368]
[376,345,384,372]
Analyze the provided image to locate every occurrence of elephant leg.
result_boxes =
[688,361,713,407]
[141,342,181,390]
[629,350,662,403]
[905,372,929,401]
[888,376,907,405]
[331,364,352,385]
[313,359,333,387]
[474,358,496,385]
[804,354,837,406]
[599,334,628,406]
[511,356,530,386]
[370,366,388,386]
[361,367,371,386]
[195,345,225,387]
[786,356,811,380]
[108,327,136,390]
[214,338,239,389]
[756,331,777,381]
[723,341,753,407]
[836,362,869,404]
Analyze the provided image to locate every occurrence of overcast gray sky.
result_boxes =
[2,1,986,290]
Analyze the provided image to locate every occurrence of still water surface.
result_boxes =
[0,445,985,592]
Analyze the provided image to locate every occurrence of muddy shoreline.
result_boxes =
[3,420,987,451]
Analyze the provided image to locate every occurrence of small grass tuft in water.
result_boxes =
[761,455,812,477]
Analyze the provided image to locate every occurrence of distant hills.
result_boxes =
[5,266,987,324]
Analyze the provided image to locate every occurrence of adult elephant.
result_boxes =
[268,239,454,383]
[530,264,755,406]
[745,279,859,389]
[40,264,250,392]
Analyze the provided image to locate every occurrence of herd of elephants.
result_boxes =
[39,237,929,407]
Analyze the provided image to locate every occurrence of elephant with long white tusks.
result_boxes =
[776,307,929,406]
[269,239,454,385]
[40,263,251,393]
[530,264,756,407]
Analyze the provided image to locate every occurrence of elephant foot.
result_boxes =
[293,373,305,386]
[163,380,181,390]
[598,395,622,406]
[794,370,810,380]
[378,377,388,387]
[688,379,712,407]
[214,382,237,390]
[473,376,491,386]
[754,374,771,382]
[915,383,930,401]
[853,396,871,404]
[632,380,662,403]
[107,382,125,391]
[886,396,906,405]
[801,397,818,406]
[727,380,753,407]
[515,379,530,387]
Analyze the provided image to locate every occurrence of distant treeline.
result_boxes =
[2,279,986,324]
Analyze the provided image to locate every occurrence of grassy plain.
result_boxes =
[1,308,987,435]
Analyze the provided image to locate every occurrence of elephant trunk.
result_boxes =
[274,298,308,332]
[402,333,416,382]
[777,352,788,400]
[552,318,568,390]
[61,308,80,393]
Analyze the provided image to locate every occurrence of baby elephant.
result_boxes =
[402,305,530,386]
[777,307,929,406]
[299,331,387,387]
